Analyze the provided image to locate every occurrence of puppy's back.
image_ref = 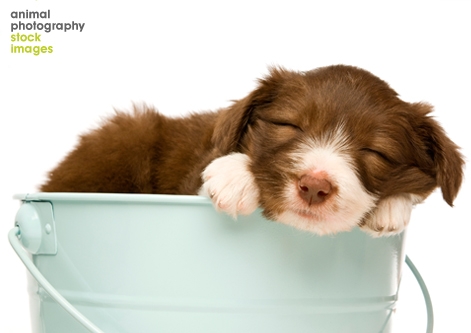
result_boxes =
[41,107,166,193]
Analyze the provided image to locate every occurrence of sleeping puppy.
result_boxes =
[40,65,464,237]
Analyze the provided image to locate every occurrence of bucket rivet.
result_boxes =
[45,224,52,234]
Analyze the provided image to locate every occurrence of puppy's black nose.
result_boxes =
[298,174,332,205]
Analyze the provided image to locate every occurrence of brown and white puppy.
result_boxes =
[40,65,464,236]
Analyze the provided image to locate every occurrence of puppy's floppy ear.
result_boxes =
[212,67,290,154]
[414,103,465,206]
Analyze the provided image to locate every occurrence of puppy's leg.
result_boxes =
[361,194,423,237]
[199,153,259,218]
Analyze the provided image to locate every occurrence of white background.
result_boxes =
[1,1,470,332]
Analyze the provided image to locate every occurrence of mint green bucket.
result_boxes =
[9,193,431,333]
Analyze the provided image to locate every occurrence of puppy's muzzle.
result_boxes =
[298,174,332,205]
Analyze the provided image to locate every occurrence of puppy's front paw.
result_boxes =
[199,153,259,218]
[361,194,422,237]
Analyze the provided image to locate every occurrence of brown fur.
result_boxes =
[41,65,464,217]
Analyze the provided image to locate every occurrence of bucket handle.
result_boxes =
[9,225,433,333]
[9,226,105,333]
[405,255,434,333]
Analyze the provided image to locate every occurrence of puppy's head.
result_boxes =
[212,65,464,235]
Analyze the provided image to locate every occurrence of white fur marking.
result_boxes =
[275,129,378,235]
[362,194,424,237]
[199,153,259,218]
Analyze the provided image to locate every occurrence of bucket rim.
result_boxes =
[13,192,213,205]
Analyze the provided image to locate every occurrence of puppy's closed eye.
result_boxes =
[271,121,303,132]
[361,148,394,164]
[258,118,303,132]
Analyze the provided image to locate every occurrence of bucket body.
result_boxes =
[15,193,406,333]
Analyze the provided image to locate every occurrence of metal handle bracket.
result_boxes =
[15,201,57,255]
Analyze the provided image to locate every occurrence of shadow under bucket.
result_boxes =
[12,192,409,333]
